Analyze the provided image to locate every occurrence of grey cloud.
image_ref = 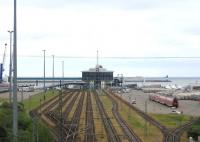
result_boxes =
[19,0,176,10]
[184,27,200,36]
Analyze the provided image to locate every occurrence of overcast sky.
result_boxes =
[0,0,200,77]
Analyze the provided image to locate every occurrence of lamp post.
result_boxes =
[62,61,64,78]
[8,30,13,104]
[52,55,55,87]
[59,90,63,142]
[61,61,64,87]
[144,100,147,136]
[42,50,46,100]
[13,0,18,141]
[3,43,7,63]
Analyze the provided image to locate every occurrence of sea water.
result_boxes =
[124,77,200,87]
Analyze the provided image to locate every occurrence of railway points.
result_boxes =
[30,89,166,142]
[2,87,198,142]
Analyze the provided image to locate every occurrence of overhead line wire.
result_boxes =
[3,55,200,59]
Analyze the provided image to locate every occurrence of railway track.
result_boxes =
[85,91,96,142]
[36,91,85,142]
[30,90,74,141]
[31,89,197,142]
[32,90,72,116]
[50,91,80,141]
[105,91,142,142]
[109,90,199,142]
[108,90,169,142]
[30,91,71,123]
[30,91,60,116]
[165,119,197,142]
[62,92,80,121]
[46,91,76,124]
[94,91,121,142]
[65,92,85,142]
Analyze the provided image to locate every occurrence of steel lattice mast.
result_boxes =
[13,0,18,141]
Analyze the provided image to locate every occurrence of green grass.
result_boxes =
[0,98,8,104]
[99,96,112,110]
[150,113,190,128]
[23,90,58,112]
[127,113,144,128]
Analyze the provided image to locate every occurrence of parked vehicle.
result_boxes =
[131,99,136,104]
[171,109,182,114]
[18,86,34,92]
[149,94,178,107]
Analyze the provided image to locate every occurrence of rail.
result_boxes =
[65,92,85,142]
[105,90,142,142]
[85,91,96,142]
[108,90,169,142]
[94,90,121,142]
[165,119,197,142]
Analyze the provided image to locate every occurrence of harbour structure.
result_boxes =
[82,64,113,89]
[82,51,113,89]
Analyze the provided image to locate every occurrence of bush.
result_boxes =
[1,102,11,109]
[0,127,7,138]
[0,102,53,142]
[187,118,200,141]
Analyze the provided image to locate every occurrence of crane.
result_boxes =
[0,43,7,82]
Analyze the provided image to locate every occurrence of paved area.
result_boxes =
[0,90,43,102]
[116,89,200,117]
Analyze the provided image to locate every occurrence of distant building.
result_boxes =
[82,64,113,89]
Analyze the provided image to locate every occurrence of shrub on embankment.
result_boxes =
[187,118,200,141]
[0,101,53,142]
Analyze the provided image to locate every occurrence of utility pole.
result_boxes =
[144,100,147,136]
[61,61,64,88]
[28,93,31,111]
[59,90,63,142]
[96,50,100,89]
[62,61,64,78]
[42,50,46,100]
[52,55,55,87]
[20,89,23,103]
[8,30,13,104]
[40,99,42,115]
[128,95,131,119]
[32,117,36,142]
[13,0,18,141]
[32,116,39,142]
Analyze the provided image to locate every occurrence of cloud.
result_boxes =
[13,4,200,58]
[18,0,173,10]
[1,0,200,77]
[183,27,200,36]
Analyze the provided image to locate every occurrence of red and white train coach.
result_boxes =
[149,94,179,108]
